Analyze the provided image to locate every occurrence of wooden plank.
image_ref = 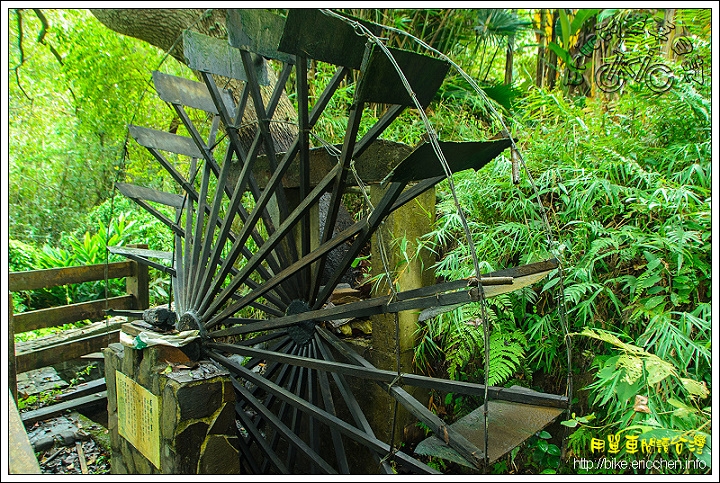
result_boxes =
[76,442,89,474]
[211,340,569,408]
[13,295,134,334]
[250,140,412,189]
[9,297,18,402]
[114,182,186,208]
[8,389,41,474]
[183,29,269,84]
[125,243,149,310]
[16,331,120,375]
[415,398,565,467]
[153,71,235,116]
[480,270,552,298]
[129,124,203,159]
[15,319,124,352]
[109,246,175,276]
[53,378,106,403]
[227,9,294,63]
[20,391,108,426]
[416,260,559,319]
[483,258,559,278]
[9,261,133,292]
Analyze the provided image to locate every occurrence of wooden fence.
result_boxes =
[8,247,149,402]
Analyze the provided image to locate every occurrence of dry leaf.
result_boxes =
[634,394,651,413]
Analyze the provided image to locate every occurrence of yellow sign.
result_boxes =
[116,371,161,469]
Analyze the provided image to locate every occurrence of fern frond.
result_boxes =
[487,330,526,386]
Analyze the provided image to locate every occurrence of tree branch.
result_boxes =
[33,8,64,65]
[32,8,48,43]
[12,9,32,101]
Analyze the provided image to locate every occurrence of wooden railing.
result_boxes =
[8,247,149,402]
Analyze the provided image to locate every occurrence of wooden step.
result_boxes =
[277,9,450,107]
[21,391,108,426]
[390,140,513,184]
[152,70,236,115]
[278,9,381,69]
[15,319,125,374]
[53,378,107,404]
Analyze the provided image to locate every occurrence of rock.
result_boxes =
[32,436,55,453]
[58,430,76,446]
[142,307,177,331]
[58,430,81,446]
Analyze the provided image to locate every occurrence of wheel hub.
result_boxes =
[285,299,315,346]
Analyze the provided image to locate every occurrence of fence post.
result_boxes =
[9,293,18,403]
[126,243,150,310]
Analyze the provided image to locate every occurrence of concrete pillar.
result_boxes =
[103,323,240,474]
[367,184,436,447]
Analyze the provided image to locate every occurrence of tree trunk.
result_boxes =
[546,9,559,89]
[90,8,298,153]
[504,9,516,85]
[662,8,677,60]
[535,9,547,88]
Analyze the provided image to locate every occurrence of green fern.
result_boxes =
[444,315,484,381]
[486,330,527,386]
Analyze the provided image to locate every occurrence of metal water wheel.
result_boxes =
[109,9,568,474]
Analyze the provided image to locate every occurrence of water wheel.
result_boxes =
[110,9,567,474]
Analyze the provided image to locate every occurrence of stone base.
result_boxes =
[103,323,240,474]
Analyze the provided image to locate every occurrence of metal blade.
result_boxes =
[390,139,513,183]
[182,30,269,84]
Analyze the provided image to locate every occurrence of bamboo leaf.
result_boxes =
[680,378,709,398]
[644,357,674,385]
[558,9,571,49]
[548,41,573,67]
[570,9,600,35]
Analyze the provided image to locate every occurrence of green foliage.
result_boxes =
[10,212,130,313]
[8,8,183,244]
[578,328,709,426]
[524,430,562,474]
[566,328,711,473]
[10,199,174,316]
[69,362,97,386]
[415,307,528,388]
[486,330,526,386]
[412,10,710,475]
[17,389,62,411]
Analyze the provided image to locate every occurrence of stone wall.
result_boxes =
[103,324,240,474]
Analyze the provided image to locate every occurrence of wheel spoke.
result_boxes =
[311,339,350,473]
[314,333,394,473]
[209,349,437,474]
